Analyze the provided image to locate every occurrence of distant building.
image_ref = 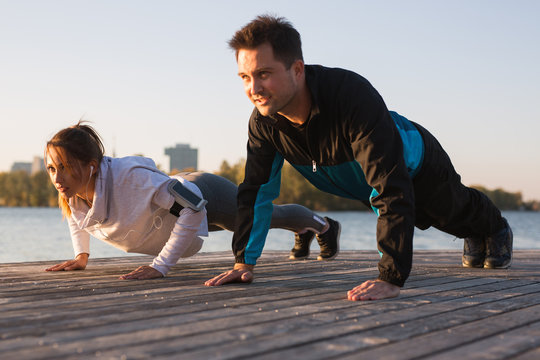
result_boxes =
[10,162,32,174]
[10,156,45,175]
[31,156,46,174]
[164,143,198,173]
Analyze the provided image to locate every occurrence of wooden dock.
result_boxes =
[1,250,540,359]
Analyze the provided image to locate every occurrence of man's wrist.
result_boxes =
[234,263,254,271]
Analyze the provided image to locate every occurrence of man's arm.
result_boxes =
[205,112,283,286]
[346,80,416,288]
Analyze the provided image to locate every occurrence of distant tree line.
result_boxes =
[1,160,538,212]
[0,171,57,207]
[470,185,539,211]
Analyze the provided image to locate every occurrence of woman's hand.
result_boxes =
[45,253,89,271]
[119,265,164,280]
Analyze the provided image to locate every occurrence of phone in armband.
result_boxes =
[167,180,207,212]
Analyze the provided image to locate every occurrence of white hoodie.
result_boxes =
[67,156,208,275]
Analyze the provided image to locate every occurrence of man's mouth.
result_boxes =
[253,96,269,105]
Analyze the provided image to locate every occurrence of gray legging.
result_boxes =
[179,172,327,234]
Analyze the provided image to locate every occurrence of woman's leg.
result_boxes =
[179,172,237,232]
[179,172,327,234]
[181,172,336,260]
[269,204,327,234]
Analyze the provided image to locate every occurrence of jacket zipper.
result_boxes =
[305,120,369,205]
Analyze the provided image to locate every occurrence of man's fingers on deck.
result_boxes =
[205,269,252,286]
[204,270,236,286]
[347,279,400,301]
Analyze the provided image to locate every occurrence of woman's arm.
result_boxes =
[45,217,91,272]
[120,207,206,280]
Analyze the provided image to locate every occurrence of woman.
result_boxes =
[45,122,336,279]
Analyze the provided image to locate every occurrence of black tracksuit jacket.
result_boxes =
[233,65,425,287]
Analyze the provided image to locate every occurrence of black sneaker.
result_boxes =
[462,236,485,268]
[316,217,341,261]
[484,218,513,269]
[289,231,315,260]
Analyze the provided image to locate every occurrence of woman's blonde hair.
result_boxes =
[45,121,104,217]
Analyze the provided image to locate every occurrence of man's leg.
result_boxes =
[412,123,511,268]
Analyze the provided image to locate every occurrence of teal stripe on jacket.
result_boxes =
[244,153,284,264]
[389,111,424,178]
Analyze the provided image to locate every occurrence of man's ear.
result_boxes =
[292,59,305,78]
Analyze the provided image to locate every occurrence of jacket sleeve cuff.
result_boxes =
[235,256,257,265]
[377,272,406,288]
[150,263,168,277]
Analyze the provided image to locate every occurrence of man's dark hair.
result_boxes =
[228,15,303,69]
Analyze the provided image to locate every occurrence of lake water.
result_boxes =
[0,207,538,263]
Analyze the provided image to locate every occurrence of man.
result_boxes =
[205,15,513,301]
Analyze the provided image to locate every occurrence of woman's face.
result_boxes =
[46,146,90,199]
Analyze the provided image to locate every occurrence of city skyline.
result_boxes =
[7,141,199,174]
[1,1,539,200]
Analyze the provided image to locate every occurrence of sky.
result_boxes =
[1,0,539,200]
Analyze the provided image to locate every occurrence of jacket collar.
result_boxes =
[304,65,321,120]
[68,157,111,227]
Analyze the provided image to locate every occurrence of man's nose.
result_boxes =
[249,78,262,96]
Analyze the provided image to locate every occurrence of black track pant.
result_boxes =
[412,122,504,238]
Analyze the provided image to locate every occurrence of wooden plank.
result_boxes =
[295,288,540,360]
[512,346,540,360]
[156,286,540,360]
[0,250,539,360]
[418,319,540,360]
[3,278,532,358]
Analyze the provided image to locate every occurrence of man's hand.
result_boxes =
[204,263,254,286]
[45,253,89,271]
[347,279,400,301]
[119,265,164,280]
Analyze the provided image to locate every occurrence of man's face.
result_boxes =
[237,43,300,117]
